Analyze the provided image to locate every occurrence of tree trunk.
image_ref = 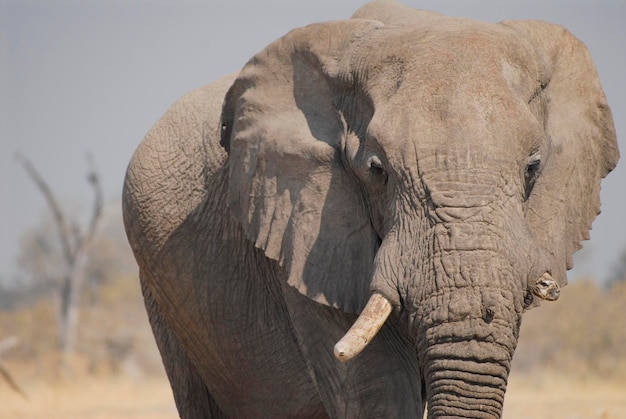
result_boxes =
[18,153,102,374]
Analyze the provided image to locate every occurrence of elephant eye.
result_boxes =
[365,154,388,187]
[524,152,541,200]
[367,154,386,175]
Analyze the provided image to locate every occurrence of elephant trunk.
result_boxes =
[412,212,533,416]
[417,284,520,417]
[334,179,556,415]
[423,341,510,418]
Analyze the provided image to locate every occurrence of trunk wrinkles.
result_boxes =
[407,216,530,418]
[369,162,547,416]
[423,234,525,417]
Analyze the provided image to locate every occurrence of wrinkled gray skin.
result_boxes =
[123,1,619,417]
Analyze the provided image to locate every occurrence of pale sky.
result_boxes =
[1,0,625,285]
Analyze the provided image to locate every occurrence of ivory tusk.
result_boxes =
[334,292,393,362]
[532,272,560,301]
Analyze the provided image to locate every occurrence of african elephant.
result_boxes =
[122,1,619,417]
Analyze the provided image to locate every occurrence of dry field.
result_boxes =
[504,374,626,419]
[1,280,624,418]
[1,375,176,419]
[2,373,625,418]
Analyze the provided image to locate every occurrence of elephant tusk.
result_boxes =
[532,272,560,301]
[334,292,393,362]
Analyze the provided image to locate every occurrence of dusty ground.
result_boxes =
[1,376,176,419]
[2,373,625,418]
[504,375,626,419]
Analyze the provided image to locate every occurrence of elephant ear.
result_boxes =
[220,20,383,313]
[502,20,619,286]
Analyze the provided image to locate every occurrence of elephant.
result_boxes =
[122,1,619,417]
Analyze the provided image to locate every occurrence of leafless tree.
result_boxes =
[17,153,103,370]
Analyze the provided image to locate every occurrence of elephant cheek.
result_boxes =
[368,235,405,308]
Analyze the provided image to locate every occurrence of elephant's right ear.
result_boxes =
[501,20,619,287]
[219,20,383,314]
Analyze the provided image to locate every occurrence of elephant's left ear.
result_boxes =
[502,20,619,287]
[219,20,383,313]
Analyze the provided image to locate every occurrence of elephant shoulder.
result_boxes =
[154,73,236,174]
[123,74,236,260]
[178,74,237,173]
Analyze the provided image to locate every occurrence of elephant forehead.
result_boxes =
[367,83,541,173]
[361,26,542,151]
[359,20,539,99]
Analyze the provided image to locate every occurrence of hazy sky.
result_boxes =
[1,0,624,284]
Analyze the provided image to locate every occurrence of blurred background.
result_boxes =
[1,1,624,418]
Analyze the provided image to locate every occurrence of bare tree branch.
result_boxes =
[0,337,27,399]
[16,153,74,264]
[77,153,103,251]
[0,361,27,399]
[17,152,105,370]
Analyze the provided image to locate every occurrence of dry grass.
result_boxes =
[1,372,625,418]
[0,375,176,419]
[504,374,626,419]
[1,279,624,418]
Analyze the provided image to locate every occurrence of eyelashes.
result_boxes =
[367,154,386,176]
[524,152,542,200]
[364,153,388,192]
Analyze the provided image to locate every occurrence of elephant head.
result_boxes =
[219,1,618,416]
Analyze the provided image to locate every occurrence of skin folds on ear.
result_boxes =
[220,20,383,313]
[219,11,619,315]
[500,20,619,287]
